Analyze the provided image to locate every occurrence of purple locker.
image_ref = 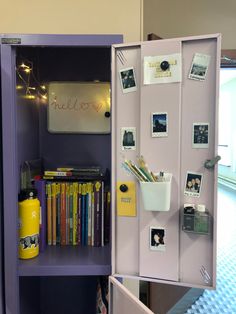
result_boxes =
[0,33,220,314]
[0,34,122,314]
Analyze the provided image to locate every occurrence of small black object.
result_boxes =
[18,188,38,201]
[184,206,195,215]
[120,184,128,193]
[104,111,111,118]
[160,60,170,71]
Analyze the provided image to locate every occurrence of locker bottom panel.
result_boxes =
[20,276,101,314]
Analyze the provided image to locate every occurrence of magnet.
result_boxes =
[104,111,111,118]
[160,60,170,71]
[120,184,128,193]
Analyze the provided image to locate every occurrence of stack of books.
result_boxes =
[35,167,110,249]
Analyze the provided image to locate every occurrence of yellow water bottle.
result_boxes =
[18,189,40,259]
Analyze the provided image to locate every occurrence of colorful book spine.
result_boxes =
[77,183,82,245]
[69,183,73,245]
[91,186,95,246]
[72,182,78,245]
[85,183,89,246]
[51,183,57,246]
[87,183,92,246]
[44,171,73,177]
[46,183,52,246]
[94,181,102,247]
[66,183,70,245]
[81,183,87,246]
[60,183,66,245]
[34,179,46,252]
[104,191,111,244]
[56,183,61,244]
[101,181,104,247]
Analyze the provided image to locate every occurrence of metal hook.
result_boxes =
[204,155,221,170]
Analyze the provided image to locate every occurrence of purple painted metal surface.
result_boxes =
[1,44,20,314]
[112,34,220,290]
[0,33,122,314]
[1,33,123,47]
[18,245,111,276]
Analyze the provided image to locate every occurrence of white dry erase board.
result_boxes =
[48,82,111,133]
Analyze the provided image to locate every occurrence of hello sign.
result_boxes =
[48,82,110,134]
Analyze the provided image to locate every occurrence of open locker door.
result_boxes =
[112,34,221,289]
[109,276,153,314]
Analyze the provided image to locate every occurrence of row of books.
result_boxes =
[34,179,110,249]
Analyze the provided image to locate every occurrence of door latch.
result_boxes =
[204,155,221,170]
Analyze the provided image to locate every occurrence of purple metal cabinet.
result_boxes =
[0,34,122,314]
[0,52,4,314]
[0,32,221,314]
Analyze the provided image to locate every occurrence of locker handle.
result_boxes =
[204,155,221,169]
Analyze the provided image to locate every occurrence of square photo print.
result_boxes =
[192,123,209,148]
[150,227,166,252]
[189,53,211,81]
[184,172,203,197]
[119,67,137,93]
[151,112,168,137]
[121,127,136,150]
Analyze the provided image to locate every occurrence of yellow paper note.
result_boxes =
[117,181,136,217]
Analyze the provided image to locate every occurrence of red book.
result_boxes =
[60,183,66,245]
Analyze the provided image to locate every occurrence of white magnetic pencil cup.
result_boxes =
[140,173,172,211]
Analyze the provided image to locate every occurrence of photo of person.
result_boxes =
[119,67,137,93]
[184,172,203,197]
[121,127,136,150]
[192,123,209,148]
[150,227,166,251]
[151,112,168,137]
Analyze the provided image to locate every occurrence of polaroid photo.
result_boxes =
[192,123,209,148]
[184,172,203,198]
[151,112,168,137]
[119,67,137,93]
[189,53,211,81]
[121,127,136,150]
[150,227,166,252]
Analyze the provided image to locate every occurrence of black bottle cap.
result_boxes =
[18,188,38,202]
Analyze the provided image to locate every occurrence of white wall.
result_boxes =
[0,0,143,42]
[144,0,236,48]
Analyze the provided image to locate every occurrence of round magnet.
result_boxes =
[160,60,170,71]
[104,111,111,118]
[120,184,128,193]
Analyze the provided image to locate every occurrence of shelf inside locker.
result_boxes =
[18,244,111,277]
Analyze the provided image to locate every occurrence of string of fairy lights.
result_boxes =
[16,59,47,100]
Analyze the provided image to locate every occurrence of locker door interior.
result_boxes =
[112,34,221,289]
[109,276,153,314]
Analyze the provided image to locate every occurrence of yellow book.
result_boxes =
[46,183,52,245]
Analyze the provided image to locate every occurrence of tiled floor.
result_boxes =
[185,185,236,314]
